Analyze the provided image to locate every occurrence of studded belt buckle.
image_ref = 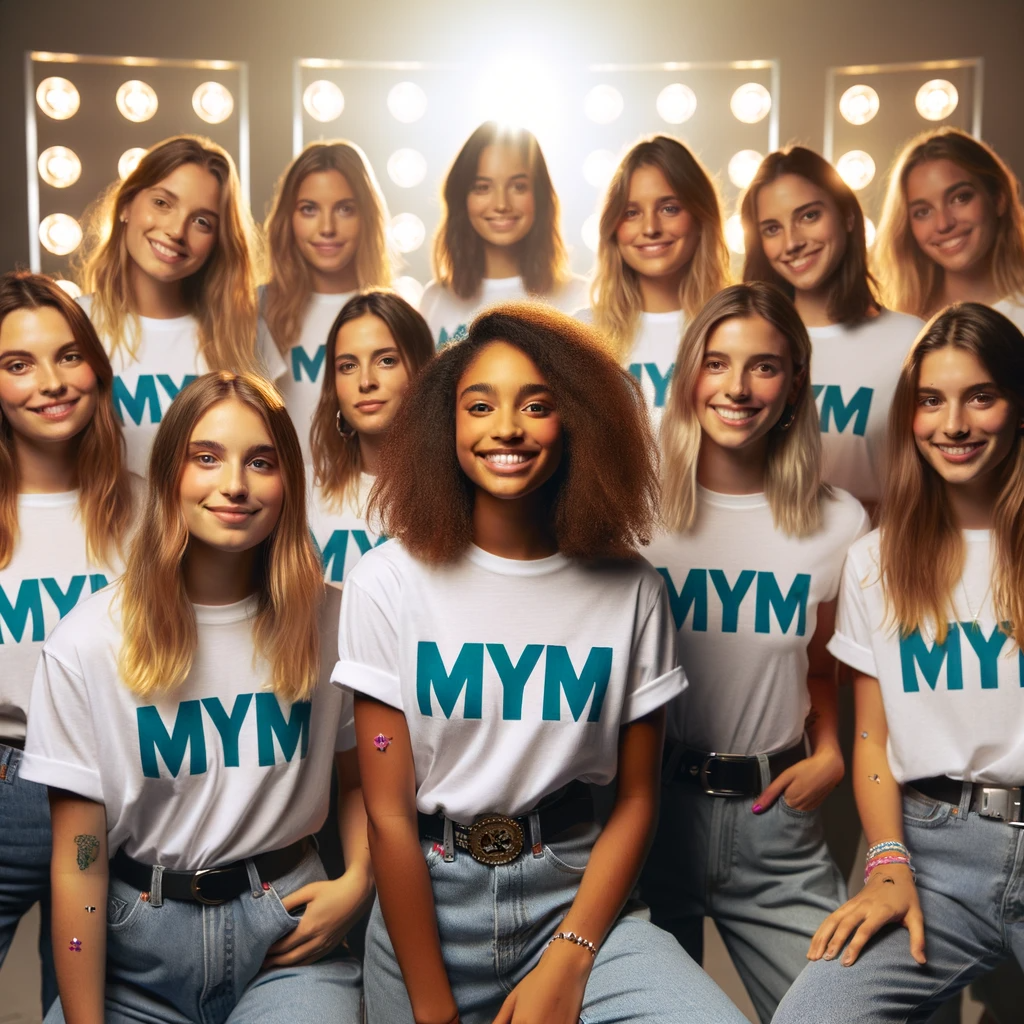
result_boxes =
[977,786,1024,827]
[467,815,524,865]
[698,753,755,797]
[190,867,233,905]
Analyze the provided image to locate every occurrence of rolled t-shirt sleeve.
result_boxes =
[622,584,687,723]
[827,547,879,677]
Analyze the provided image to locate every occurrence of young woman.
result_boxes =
[260,141,393,463]
[773,303,1024,1023]
[586,135,731,428]
[640,283,868,1023]
[420,123,587,349]
[876,128,1024,332]
[0,272,137,1019]
[742,146,922,509]
[308,289,433,586]
[77,135,280,477]
[333,303,749,1024]
[20,373,369,1023]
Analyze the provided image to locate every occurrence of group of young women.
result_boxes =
[0,115,1022,1024]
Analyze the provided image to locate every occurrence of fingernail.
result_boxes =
[752,804,762,814]
[842,956,853,966]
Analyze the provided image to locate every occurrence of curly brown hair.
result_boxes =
[370,302,659,563]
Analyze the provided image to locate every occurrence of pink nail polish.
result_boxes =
[752,803,762,813]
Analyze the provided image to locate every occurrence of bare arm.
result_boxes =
[49,789,107,1024]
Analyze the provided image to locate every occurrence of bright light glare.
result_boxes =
[303,80,345,123]
[582,149,618,190]
[54,279,82,299]
[387,81,428,123]
[836,150,876,190]
[730,82,771,124]
[38,146,82,189]
[36,77,80,120]
[584,84,624,124]
[581,214,601,253]
[394,276,425,306]
[474,56,559,131]
[727,150,763,189]
[725,214,746,255]
[915,79,959,121]
[839,84,880,126]
[387,149,427,189]
[39,214,83,256]
[118,147,148,181]
[192,82,234,124]
[656,83,697,125]
[388,213,426,254]
[864,217,877,248]
[116,80,159,122]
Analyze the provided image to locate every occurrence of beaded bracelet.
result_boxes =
[548,931,599,957]
[864,854,913,883]
[866,840,910,860]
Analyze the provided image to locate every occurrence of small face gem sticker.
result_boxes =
[69,937,82,952]
[868,774,881,784]
[84,906,95,913]
[860,732,869,739]
[372,733,392,753]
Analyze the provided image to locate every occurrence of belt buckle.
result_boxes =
[190,867,234,905]
[978,786,1024,827]
[467,815,524,865]
[699,753,754,797]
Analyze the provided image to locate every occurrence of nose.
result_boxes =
[493,185,511,212]
[318,208,336,237]
[783,225,804,254]
[220,458,249,501]
[936,203,957,234]
[359,362,379,393]
[641,207,661,237]
[492,403,524,441]
[942,400,968,438]
[723,365,749,400]
[38,360,67,396]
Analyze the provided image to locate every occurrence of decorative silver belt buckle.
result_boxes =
[978,786,1024,826]
[467,815,524,865]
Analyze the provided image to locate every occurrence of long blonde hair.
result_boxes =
[880,303,1024,644]
[79,135,262,372]
[119,372,324,701]
[591,136,731,359]
[661,282,825,536]
[875,128,1024,317]
[263,141,392,355]
[0,272,134,569]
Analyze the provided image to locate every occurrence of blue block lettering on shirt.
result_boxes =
[542,646,613,722]
[292,345,326,383]
[628,363,675,407]
[315,529,387,583]
[754,572,810,636]
[417,642,484,719]
[113,374,198,426]
[437,325,468,351]
[812,384,873,437]
[962,624,1010,690]
[487,643,544,721]
[657,567,708,632]
[710,570,756,633]
[255,693,311,766]
[0,574,106,645]
[137,701,207,778]
[201,694,252,767]
[899,627,963,692]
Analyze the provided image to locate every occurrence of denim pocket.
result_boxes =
[779,794,817,819]
[902,789,953,828]
[542,822,599,875]
[107,889,145,931]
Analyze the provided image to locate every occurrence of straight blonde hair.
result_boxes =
[591,136,731,359]
[879,303,1024,644]
[263,141,393,355]
[119,372,324,701]
[79,135,262,372]
[661,282,826,536]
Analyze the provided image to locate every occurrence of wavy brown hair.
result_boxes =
[79,135,262,372]
[741,145,880,325]
[0,272,133,569]
[371,302,657,563]
[263,141,393,355]
[119,372,324,700]
[880,303,1024,644]
[311,289,434,506]
[432,123,571,301]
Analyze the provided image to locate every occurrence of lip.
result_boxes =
[633,241,675,257]
[353,400,386,413]
[29,398,79,421]
[147,237,187,263]
[710,405,762,426]
[932,440,986,463]
[783,249,823,273]
[205,505,258,525]
[310,242,344,253]
[485,217,521,232]
[933,233,971,255]
[476,449,539,475]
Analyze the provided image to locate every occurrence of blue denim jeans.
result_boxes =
[772,787,1024,1023]
[642,771,847,1023]
[0,743,57,1016]
[43,844,362,1024]
[363,821,749,1024]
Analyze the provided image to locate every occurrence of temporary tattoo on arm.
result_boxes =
[84,906,95,913]
[860,731,869,739]
[804,708,820,731]
[372,733,393,752]
[74,834,99,871]
[868,774,880,784]
[69,937,82,952]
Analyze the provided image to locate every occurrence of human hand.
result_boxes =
[753,747,845,813]
[491,939,592,1024]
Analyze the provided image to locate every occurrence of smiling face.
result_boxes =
[0,306,98,447]
[455,342,563,502]
[334,313,412,439]
[615,163,700,282]
[179,398,285,555]
[755,173,850,294]
[466,144,536,250]
[912,345,1021,491]
[906,159,1004,277]
[694,314,800,455]
[291,169,361,292]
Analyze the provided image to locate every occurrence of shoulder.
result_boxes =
[44,584,121,662]
[343,539,410,594]
[571,554,667,604]
[846,526,881,575]
[872,308,924,338]
[822,487,871,541]
[572,306,594,324]
[553,275,590,311]
[418,280,448,316]
[76,293,95,317]
[128,472,147,505]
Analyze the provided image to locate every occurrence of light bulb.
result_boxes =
[656,83,697,125]
[839,84,880,126]
[725,214,746,255]
[192,82,234,124]
[864,217,877,248]
[55,279,82,299]
[584,84,624,124]
[388,213,426,254]
[303,80,344,123]
[39,214,83,256]
[581,214,601,253]
[38,146,82,188]
[118,147,148,181]
[730,82,771,124]
[836,150,876,191]
[394,276,424,306]
[115,80,158,123]
[915,79,959,121]
[728,150,763,189]
[387,149,427,189]
[36,77,80,120]
[387,81,428,123]
[582,150,618,190]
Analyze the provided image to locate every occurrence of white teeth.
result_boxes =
[151,240,182,258]
[715,407,757,421]
[485,452,529,465]
[937,444,980,455]
[38,403,72,416]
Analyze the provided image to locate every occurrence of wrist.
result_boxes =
[340,859,374,901]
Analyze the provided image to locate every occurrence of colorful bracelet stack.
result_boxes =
[864,840,913,882]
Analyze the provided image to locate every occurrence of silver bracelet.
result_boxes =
[547,931,598,957]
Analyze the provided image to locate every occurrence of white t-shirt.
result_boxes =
[807,310,922,505]
[828,528,1024,785]
[333,542,685,821]
[21,585,353,869]
[646,486,868,755]
[308,471,384,585]
[258,287,354,465]
[0,490,136,742]
[79,295,286,478]
[993,295,1024,335]
[419,275,589,349]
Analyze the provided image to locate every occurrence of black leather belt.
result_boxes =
[667,740,806,796]
[418,781,594,866]
[111,836,313,905]
[908,776,1024,827]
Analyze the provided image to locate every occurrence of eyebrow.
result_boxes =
[187,441,277,458]
[917,380,997,394]
[458,382,552,401]
[151,186,219,220]
[704,349,784,361]
[908,181,974,206]
[473,173,529,183]
[0,341,78,360]
[336,347,400,361]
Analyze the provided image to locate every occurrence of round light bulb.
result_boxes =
[192,82,234,124]
[387,148,427,189]
[864,217,877,249]
[54,278,82,299]
[303,80,345,123]
[724,214,746,255]
[394,276,425,306]
[915,79,959,121]
[118,147,148,181]
[730,82,772,124]
[36,77,80,120]
[387,81,428,123]
[388,213,426,254]
[584,84,624,124]
[656,83,697,125]
[839,84,880,126]
[836,150,876,191]
[582,149,618,190]
[727,150,763,189]
[39,214,83,256]
[115,80,158,123]
[581,214,601,254]
[38,146,82,189]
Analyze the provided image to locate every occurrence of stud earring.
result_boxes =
[336,410,356,439]
[777,406,796,431]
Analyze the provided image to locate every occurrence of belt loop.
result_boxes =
[0,745,20,783]
[958,781,973,822]
[528,811,543,858]
[149,864,164,908]
[662,738,683,785]
[442,816,455,862]
[756,753,771,792]
[245,858,264,897]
